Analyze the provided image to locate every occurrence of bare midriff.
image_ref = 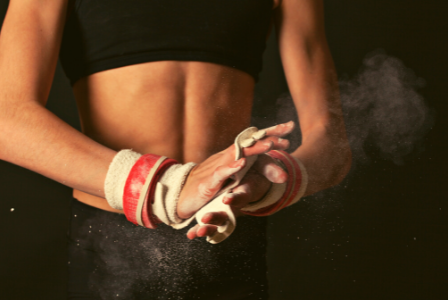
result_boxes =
[72,61,255,212]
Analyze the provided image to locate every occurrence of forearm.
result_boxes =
[0,100,116,197]
[272,0,352,196]
[289,50,351,195]
[0,2,115,196]
[291,125,351,196]
[288,55,351,195]
[275,0,352,195]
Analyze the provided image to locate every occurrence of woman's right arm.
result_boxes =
[0,0,117,197]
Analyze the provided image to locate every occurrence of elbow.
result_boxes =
[301,145,352,197]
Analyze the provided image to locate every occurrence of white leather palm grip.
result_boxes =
[195,127,266,244]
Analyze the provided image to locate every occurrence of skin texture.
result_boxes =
[0,0,351,240]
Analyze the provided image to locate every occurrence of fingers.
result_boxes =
[187,224,203,239]
[223,169,271,208]
[187,211,228,240]
[187,224,218,239]
[263,121,295,137]
[223,184,252,208]
[264,136,290,151]
[201,211,228,226]
[197,158,246,200]
[224,123,294,159]
[242,136,289,157]
[241,140,273,157]
[252,155,288,184]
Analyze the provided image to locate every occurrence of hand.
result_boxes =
[177,136,288,219]
[185,121,295,240]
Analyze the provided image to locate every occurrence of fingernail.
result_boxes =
[263,141,274,149]
[202,213,212,223]
[223,193,234,204]
[279,138,290,149]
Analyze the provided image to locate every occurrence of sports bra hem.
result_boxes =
[68,50,260,85]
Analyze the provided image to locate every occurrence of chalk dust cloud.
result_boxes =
[276,50,433,167]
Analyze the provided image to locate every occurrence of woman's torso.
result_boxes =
[63,2,278,298]
[66,0,280,210]
[72,62,256,209]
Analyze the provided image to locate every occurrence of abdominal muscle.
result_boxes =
[72,61,256,212]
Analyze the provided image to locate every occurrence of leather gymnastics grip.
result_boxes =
[195,127,266,244]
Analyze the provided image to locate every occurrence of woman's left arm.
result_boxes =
[186,0,352,239]
[275,0,351,195]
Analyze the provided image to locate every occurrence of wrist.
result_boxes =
[292,127,352,195]
[104,149,199,230]
[241,150,308,216]
[104,150,178,228]
[153,162,196,226]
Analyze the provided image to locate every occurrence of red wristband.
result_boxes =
[141,157,177,228]
[123,154,177,228]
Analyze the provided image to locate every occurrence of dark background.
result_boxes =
[1,0,447,299]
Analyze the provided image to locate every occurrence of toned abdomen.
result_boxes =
[72,60,255,211]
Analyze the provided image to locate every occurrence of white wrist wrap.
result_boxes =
[152,163,197,228]
[105,149,197,228]
[104,150,142,210]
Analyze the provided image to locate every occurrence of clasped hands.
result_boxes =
[176,121,295,240]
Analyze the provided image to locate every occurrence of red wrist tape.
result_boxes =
[244,150,303,217]
[123,154,177,228]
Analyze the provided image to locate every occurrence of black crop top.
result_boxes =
[60,0,274,85]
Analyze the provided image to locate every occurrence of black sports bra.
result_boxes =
[60,0,274,85]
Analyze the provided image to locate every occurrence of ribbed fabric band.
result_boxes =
[104,150,142,210]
